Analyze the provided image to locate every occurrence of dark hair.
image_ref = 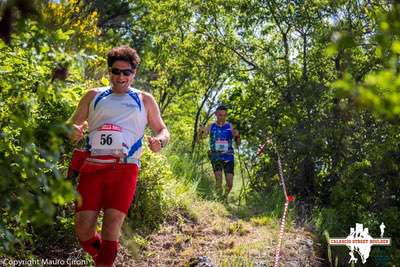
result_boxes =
[216,105,228,111]
[107,46,140,69]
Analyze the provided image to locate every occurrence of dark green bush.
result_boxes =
[127,149,175,235]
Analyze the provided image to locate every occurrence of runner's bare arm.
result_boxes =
[68,89,98,142]
[198,124,211,140]
[143,92,170,152]
[232,126,241,146]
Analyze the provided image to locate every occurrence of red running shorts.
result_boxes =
[76,157,138,214]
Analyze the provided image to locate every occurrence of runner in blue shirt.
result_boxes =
[199,105,240,199]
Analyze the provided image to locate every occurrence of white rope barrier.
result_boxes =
[273,152,294,267]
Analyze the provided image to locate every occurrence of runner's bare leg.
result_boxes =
[214,171,223,195]
[75,211,99,241]
[101,208,126,240]
[225,173,233,196]
[96,208,126,267]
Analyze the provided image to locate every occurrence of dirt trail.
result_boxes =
[18,200,322,266]
[115,201,322,267]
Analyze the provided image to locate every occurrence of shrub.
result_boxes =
[127,148,176,234]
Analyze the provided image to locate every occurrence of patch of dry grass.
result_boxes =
[116,199,320,266]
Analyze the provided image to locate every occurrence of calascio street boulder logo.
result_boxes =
[329,223,391,264]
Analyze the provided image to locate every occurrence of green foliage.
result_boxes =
[128,148,197,235]
[127,149,172,234]
[29,206,80,257]
[1,0,400,264]
[0,0,111,255]
[210,0,400,263]
[331,3,400,120]
[123,143,200,243]
[0,40,77,253]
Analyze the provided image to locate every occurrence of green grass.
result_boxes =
[166,143,294,229]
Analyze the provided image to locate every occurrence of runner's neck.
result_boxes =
[112,90,128,95]
[111,86,131,95]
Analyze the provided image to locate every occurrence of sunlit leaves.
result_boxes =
[0,0,111,254]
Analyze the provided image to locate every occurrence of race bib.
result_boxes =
[90,124,124,156]
[215,139,229,153]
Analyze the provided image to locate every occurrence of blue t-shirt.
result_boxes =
[209,122,234,161]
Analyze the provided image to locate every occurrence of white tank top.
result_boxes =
[86,87,148,160]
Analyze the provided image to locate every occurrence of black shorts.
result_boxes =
[211,159,234,175]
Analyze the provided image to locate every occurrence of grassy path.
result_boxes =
[116,200,321,267]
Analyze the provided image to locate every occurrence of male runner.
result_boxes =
[199,105,240,199]
[69,45,169,267]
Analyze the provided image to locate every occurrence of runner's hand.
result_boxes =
[71,124,84,143]
[147,136,162,153]
[198,126,207,139]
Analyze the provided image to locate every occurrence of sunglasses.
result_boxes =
[110,68,134,76]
